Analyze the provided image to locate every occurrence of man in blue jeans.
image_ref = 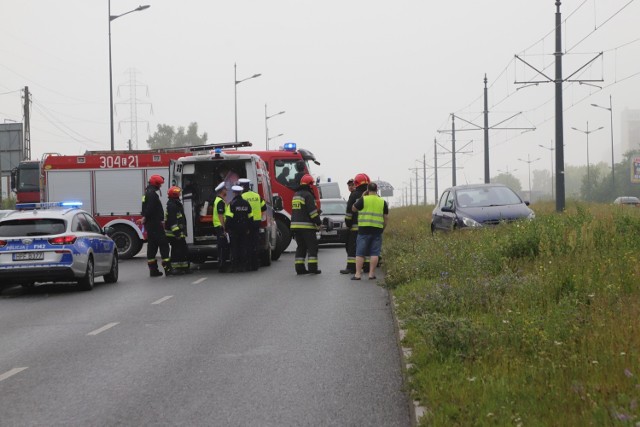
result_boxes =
[350,182,388,280]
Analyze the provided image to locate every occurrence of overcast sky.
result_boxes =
[1,1,639,204]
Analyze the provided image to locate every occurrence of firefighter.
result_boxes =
[165,186,191,275]
[291,174,322,275]
[340,173,369,275]
[140,174,171,277]
[238,178,266,271]
[225,185,252,273]
[213,182,230,273]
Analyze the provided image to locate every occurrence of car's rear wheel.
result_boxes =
[103,252,119,284]
[78,257,95,291]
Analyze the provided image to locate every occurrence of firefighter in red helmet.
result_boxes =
[141,174,172,277]
[290,174,322,275]
[165,186,191,275]
[341,173,369,274]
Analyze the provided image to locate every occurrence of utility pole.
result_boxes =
[22,86,31,160]
[451,115,456,186]
[116,69,152,150]
[483,75,490,183]
[433,138,439,203]
[515,1,602,211]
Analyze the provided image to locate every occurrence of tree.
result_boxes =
[491,173,522,192]
[147,122,208,149]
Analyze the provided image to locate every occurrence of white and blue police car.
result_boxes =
[0,202,118,291]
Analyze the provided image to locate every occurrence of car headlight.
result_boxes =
[461,216,482,227]
[527,211,536,220]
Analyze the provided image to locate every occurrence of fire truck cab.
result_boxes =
[169,149,281,265]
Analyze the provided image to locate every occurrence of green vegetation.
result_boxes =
[1,196,16,209]
[384,202,640,425]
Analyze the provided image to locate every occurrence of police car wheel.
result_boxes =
[78,258,95,291]
[103,252,119,284]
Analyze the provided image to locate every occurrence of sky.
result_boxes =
[1,0,639,205]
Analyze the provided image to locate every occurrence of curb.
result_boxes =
[388,290,427,426]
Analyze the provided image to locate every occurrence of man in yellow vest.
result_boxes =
[239,178,266,271]
[213,182,230,273]
[351,182,388,280]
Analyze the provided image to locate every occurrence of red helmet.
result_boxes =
[149,174,165,187]
[168,186,182,199]
[299,174,315,186]
[354,173,369,187]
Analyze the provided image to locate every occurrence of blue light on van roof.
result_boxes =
[16,201,83,210]
[283,142,297,152]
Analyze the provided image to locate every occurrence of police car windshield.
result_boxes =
[0,219,66,237]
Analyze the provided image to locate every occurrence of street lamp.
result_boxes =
[571,121,603,200]
[265,104,285,150]
[268,133,284,148]
[234,63,261,143]
[592,95,615,194]
[108,1,150,151]
[539,141,555,199]
[517,154,540,200]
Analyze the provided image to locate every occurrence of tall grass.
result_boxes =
[385,202,640,425]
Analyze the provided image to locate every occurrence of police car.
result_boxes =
[0,202,118,291]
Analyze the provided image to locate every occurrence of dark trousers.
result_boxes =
[248,221,261,270]
[215,226,230,272]
[168,237,189,271]
[229,228,250,272]
[294,229,319,274]
[344,228,357,273]
[146,222,170,270]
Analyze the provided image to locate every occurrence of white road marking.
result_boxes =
[192,277,207,284]
[87,322,120,336]
[0,367,28,382]
[151,295,173,305]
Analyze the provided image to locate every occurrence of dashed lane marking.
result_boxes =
[0,367,28,382]
[151,295,173,305]
[87,322,120,336]
[192,278,207,284]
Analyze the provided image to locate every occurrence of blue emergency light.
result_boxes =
[16,201,83,210]
[283,142,297,152]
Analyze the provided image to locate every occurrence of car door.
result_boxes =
[432,190,450,231]
[83,213,113,273]
[439,191,457,230]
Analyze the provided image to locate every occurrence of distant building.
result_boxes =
[621,108,640,155]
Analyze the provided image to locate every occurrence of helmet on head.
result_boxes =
[299,174,314,186]
[354,173,369,187]
[168,186,182,199]
[149,174,165,187]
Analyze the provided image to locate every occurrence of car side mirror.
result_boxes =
[524,201,530,206]
[103,226,115,236]
[441,205,454,213]
[272,195,284,212]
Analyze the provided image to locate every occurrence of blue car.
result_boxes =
[431,184,535,232]
[0,202,118,291]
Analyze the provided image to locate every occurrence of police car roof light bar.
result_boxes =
[16,201,83,210]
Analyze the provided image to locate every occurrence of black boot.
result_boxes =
[296,264,309,275]
[149,269,163,277]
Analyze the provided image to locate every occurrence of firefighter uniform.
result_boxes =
[141,176,171,277]
[213,182,230,273]
[239,178,266,271]
[290,175,322,275]
[341,183,367,274]
[165,190,191,275]
[225,186,252,273]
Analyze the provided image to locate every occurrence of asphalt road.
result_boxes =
[0,245,411,427]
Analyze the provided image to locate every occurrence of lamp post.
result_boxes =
[234,63,261,143]
[108,1,150,151]
[591,95,615,194]
[572,121,603,200]
[268,133,284,148]
[539,141,555,199]
[517,154,540,200]
[265,104,285,150]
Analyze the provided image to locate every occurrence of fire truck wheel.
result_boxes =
[111,225,141,259]
[274,218,290,259]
